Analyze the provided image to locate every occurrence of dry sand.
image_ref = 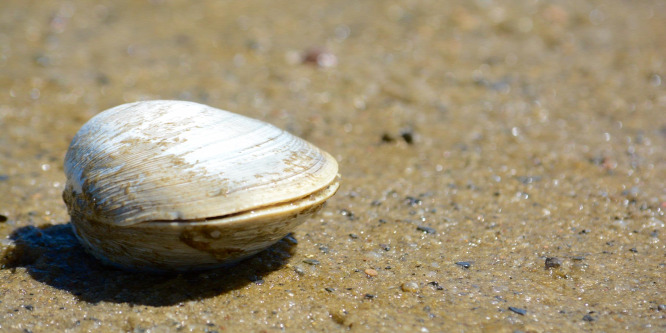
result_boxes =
[1,0,665,331]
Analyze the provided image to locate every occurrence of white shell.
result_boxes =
[63,100,339,271]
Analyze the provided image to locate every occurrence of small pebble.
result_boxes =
[401,281,419,292]
[455,261,471,269]
[400,128,414,144]
[517,176,542,184]
[364,294,376,299]
[379,244,390,251]
[349,233,358,239]
[325,287,335,293]
[508,307,526,315]
[629,248,638,253]
[340,209,355,220]
[364,268,378,277]
[380,133,395,143]
[582,314,595,322]
[545,257,562,269]
[406,196,422,206]
[302,47,337,68]
[0,215,7,223]
[417,226,436,234]
[303,259,320,265]
[428,281,444,290]
[657,304,666,311]
[283,234,298,245]
[293,265,305,275]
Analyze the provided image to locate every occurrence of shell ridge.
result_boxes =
[64,100,339,226]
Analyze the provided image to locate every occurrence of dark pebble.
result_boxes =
[349,233,358,239]
[508,307,526,315]
[629,248,638,253]
[455,261,471,269]
[400,128,414,144]
[417,225,436,234]
[283,234,298,245]
[24,305,34,311]
[582,314,595,322]
[340,209,355,220]
[318,246,329,254]
[378,219,387,224]
[405,196,422,206]
[379,244,390,251]
[658,304,666,311]
[303,259,320,265]
[325,287,335,293]
[578,229,591,234]
[380,133,395,143]
[0,215,7,223]
[545,257,562,269]
[428,281,444,290]
[364,294,376,299]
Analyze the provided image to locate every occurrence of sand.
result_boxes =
[1,0,664,331]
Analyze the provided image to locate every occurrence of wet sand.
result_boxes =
[1,0,665,331]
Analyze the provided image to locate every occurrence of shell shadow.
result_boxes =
[2,223,296,306]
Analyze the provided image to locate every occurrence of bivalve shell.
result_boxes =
[63,100,339,271]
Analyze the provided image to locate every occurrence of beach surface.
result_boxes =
[1,0,664,331]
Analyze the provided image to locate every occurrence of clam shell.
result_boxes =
[63,100,339,271]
